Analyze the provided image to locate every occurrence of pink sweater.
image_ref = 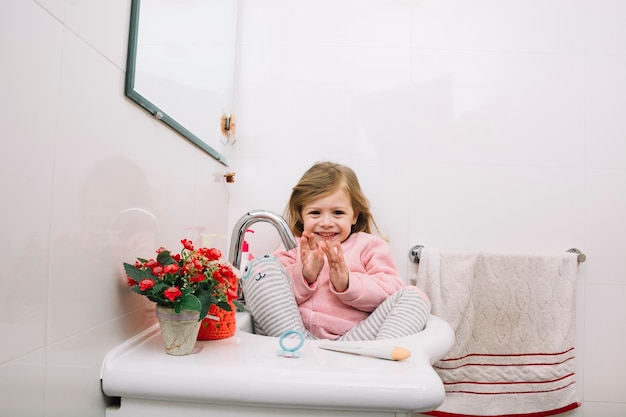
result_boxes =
[273,232,406,340]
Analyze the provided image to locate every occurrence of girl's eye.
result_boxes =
[307,210,320,216]
[334,210,345,216]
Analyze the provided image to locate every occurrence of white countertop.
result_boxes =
[101,314,454,413]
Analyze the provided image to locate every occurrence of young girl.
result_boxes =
[242,161,431,341]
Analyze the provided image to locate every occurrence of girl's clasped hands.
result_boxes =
[300,231,349,292]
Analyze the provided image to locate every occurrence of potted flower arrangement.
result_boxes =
[124,239,239,355]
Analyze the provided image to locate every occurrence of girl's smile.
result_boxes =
[301,187,358,245]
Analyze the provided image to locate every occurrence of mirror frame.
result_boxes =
[125,0,229,166]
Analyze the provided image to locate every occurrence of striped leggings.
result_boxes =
[241,256,431,341]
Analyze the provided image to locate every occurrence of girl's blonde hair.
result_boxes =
[284,161,379,237]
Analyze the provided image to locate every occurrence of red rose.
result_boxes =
[199,247,221,261]
[139,279,155,291]
[190,273,205,283]
[213,269,226,284]
[163,264,179,274]
[164,286,182,301]
[213,264,235,286]
[181,239,194,251]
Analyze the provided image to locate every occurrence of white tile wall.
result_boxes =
[1,0,625,416]
[1,0,61,366]
[586,169,626,286]
[585,286,626,402]
[409,50,586,167]
[228,1,626,417]
[0,0,230,416]
[411,0,587,54]
[583,0,626,55]
[585,55,626,169]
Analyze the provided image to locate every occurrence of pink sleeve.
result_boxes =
[334,235,404,312]
[273,246,315,304]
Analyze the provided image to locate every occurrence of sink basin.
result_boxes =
[101,311,454,416]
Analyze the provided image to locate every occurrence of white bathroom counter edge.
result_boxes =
[101,315,454,413]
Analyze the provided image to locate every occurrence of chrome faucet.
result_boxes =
[228,210,298,303]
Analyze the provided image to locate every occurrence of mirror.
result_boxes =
[125,0,238,165]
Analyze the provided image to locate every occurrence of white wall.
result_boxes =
[2,0,625,416]
[227,1,626,416]
[0,1,231,416]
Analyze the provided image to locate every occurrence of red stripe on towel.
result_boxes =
[435,356,575,370]
[438,347,575,362]
[423,402,580,417]
[444,373,575,387]
[445,379,576,395]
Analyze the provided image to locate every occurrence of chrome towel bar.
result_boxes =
[408,245,424,264]
[409,245,586,265]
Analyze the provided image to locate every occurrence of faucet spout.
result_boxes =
[228,210,298,270]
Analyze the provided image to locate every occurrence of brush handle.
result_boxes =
[318,344,411,361]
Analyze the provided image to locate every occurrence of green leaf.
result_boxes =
[156,250,176,266]
[216,300,232,311]
[178,294,202,312]
[196,291,218,321]
[181,287,195,296]
[123,263,152,281]
[233,300,247,312]
[153,281,168,292]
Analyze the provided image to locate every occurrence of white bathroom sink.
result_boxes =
[235,310,254,333]
[101,312,454,417]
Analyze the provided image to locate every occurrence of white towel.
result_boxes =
[416,248,580,417]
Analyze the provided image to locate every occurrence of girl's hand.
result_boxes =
[321,241,349,292]
[300,231,325,284]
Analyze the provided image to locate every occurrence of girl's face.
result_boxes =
[301,187,358,245]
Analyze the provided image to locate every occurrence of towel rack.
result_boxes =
[409,245,586,265]
[408,245,424,264]
[566,248,586,264]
